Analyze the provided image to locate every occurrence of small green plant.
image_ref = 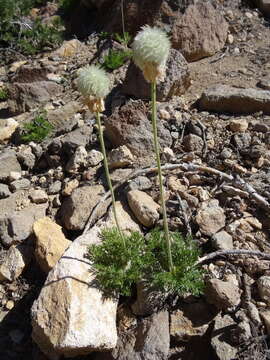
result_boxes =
[88,228,204,298]
[102,49,132,71]
[114,31,131,46]
[0,88,8,101]
[21,112,53,143]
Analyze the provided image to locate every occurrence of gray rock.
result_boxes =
[172,2,228,62]
[257,77,270,90]
[183,134,204,153]
[60,185,105,230]
[126,176,152,192]
[122,49,190,101]
[29,189,48,204]
[105,100,172,160]
[257,276,270,304]
[108,145,134,169]
[205,278,241,310]
[8,81,62,113]
[88,149,103,166]
[107,311,170,360]
[0,150,21,182]
[17,146,36,169]
[0,244,32,282]
[200,84,270,114]
[196,200,226,236]
[0,204,47,246]
[0,184,11,199]
[61,125,93,154]
[48,181,62,195]
[212,231,233,251]
[10,178,31,192]
[47,101,81,134]
[211,313,237,360]
[131,282,165,316]
[65,146,88,173]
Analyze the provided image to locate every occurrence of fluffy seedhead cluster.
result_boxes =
[77,65,110,112]
[132,25,170,82]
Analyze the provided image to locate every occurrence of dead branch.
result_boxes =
[83,162,270,234]
[196,249,270,266]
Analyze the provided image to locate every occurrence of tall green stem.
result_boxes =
[95,112,125,246]
[151,82,173,272]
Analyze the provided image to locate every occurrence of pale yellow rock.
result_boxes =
[33,217,71,273]
[53,39,83,57]
[31,224,118,359]
[127,190,160,227]
[0,118,19,143]
[105,201,141,234]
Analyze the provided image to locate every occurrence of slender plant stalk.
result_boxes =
[121,0,125,42]
[151,82,173,272]
[95,111,125,246]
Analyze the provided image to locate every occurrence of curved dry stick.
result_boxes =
[196,249,270,266]
[83,162,270,234]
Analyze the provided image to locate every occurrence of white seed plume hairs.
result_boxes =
[77,65,110,112]
[132,25,171,82]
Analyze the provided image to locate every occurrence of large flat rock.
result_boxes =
[31,224,118,359]
[199,84,270,114]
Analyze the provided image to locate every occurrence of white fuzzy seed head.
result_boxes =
[132,26,170,82]
[77,65,110,99]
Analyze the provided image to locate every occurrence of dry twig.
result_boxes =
[83,162,270,234]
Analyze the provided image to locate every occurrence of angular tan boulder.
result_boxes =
[127,190,160,228]
[33,217,71,273]
[31,224,118,360]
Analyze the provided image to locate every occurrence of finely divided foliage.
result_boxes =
[77,65,110,99]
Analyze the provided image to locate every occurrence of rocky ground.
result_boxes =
[1,0,270,359]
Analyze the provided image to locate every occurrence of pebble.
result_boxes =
[10,178,31,191]
[6,300,14,310]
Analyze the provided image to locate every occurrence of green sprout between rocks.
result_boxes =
[88,228,204,298]
[0,88,8,101]
[132,26,172,271]
[21,111,53,143]
[77,65,124,244]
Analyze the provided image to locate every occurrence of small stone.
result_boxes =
[126,176,152,192]
[183,134,204,153]
[257,276,270,304]
[0,118,19,143]
[212,231,233,250]
[227,34,234,44]
[163,147,175,161]
[62,179,79,196]
[6,300,14,310]
[33,217,72,273]
[159,109,170,120]
[88,149,104,166]
[196,200,226,236]
[39,176,47,185]
[108,145,134,169]
[211,314,237,360]
[65,146,88,173]
[9,171,21,181]
[10,178,31,191]
[127,190,160,227]
[30,189,48,204]
[260,310,270,336]
[0,245,31,282]
[205,278,241,310]
[229,119,248,132]
[17,145,36,169]
[0,184,11,199]
[48,180,62,195]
